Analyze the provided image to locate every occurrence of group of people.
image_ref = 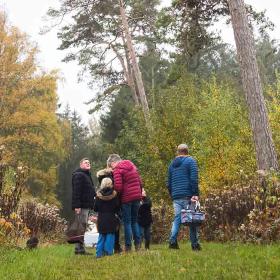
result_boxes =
[71,143,201,258]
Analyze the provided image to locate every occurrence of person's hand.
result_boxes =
[191,196,199,202]
[75,208,81,214]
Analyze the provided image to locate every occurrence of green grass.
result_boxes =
[0,243,279,280]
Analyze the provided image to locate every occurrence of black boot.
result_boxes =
[191,243,202,251]
[135,243,141,251]
[125,245,131,252]
[75,242,84,254]
[145,240,150,250]
[114,244,123,254]
[169,241,179,249]
[75,242,92,255]
[114,230,121,253]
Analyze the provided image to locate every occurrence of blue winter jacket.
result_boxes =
[167,156,199,200]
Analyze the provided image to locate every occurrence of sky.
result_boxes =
[1,0,280,124]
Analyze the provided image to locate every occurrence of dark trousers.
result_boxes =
[140,225,151,242]
[114,229,121,251]
[74,209,89,253]
[140,225,151,249]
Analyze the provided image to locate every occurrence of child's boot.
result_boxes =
[145,240,150,250]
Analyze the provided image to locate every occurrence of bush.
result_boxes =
[238,172,280,243]
[151,200,173,243]
[151,173,280,244]
[151,181,258,244]
[0,212,30,247]
[201,179,258,241]
[18,199,67,241]
[0,165,28,218]
[201,172,280,243]
[151,200,191,244]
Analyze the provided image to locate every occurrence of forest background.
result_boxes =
[1,0,280,245]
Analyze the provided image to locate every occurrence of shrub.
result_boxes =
[238,172,280,243]
[151,200,173,243]
[0,212,30,247]
[18,199,67,241]
[151,173,280,244]
[200,172,280,243]
[0,163,30,247]
[0,165,28,218]
[201,179,258,241]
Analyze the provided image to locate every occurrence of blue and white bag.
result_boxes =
[181,201,205,226]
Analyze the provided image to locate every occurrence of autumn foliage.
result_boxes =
[0,13,67,245]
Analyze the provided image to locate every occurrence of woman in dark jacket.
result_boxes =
[138,189,152,249]
[94,175,120,258]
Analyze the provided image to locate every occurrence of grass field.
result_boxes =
[0,242,279,280]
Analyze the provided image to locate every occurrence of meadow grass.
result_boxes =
[0,242,279,280]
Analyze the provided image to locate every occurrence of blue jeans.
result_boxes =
[96,233,115,257]
[169,198,199,246]
[122,200,141,247]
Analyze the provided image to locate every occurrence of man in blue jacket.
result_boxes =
[167,144,201,251]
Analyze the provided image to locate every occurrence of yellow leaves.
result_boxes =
[0,213,31,245]
[0,217,13,235]
[9,212,17,220]
[4,221,12,229]
[23,226,31,235]
[0,12,65,203]
[0,218,6,225]
[0,16,37,94]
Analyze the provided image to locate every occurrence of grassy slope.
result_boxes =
[0,243,279,280]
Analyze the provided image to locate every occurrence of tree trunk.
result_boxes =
[111,43,139,105]
[227,0,279,171]
[120,32,141,105]
[119,0,150,121]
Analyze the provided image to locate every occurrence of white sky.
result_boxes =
[1,0,280,124]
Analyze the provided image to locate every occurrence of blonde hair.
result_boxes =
[100,177,113,189]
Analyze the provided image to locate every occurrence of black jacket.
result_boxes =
[72,168,96,210]
[138,197,153,227]
[94,187,120,234]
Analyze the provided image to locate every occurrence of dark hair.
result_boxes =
[80,158,90,164]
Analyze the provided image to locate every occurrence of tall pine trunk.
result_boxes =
[228,0,279,171]
[119,0,150,122]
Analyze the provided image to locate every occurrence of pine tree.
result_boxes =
[228,0,279,171]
